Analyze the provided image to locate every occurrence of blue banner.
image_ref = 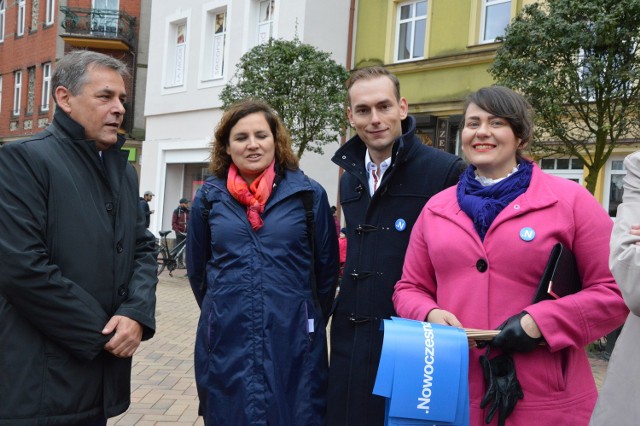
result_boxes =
[374,317,469,426]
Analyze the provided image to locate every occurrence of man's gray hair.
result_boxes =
[51,50,130,104]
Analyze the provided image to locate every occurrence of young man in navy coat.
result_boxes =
[328,66,464,425]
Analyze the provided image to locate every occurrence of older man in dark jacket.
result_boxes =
[0,51,157,425]
[328,66,464,425]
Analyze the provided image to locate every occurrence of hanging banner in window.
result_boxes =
[374,317,469,425]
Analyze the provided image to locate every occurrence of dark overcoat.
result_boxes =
[0,109,157,425]
[186,169,338,426]
[327,115,464,425]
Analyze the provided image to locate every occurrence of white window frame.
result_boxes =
[45,0,56,26]
[0,0,6,42]
[17,0,25,36]
[91,0,119,36]
[161,10,190,94]
[13,70,22,115]
[394,0,428,63]
[199,2,230,88]
[172,22,187,86]
[26,66,35,114]
[539,157,585,185]
[603,156,627,217]
[257,0,275,45]
[479,0,511,44]
[41,63,51,112]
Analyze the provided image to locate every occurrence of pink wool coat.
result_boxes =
[393,164,628,426]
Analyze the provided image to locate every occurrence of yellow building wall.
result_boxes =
[351,0,636,204]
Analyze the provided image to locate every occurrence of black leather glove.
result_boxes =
[491,311,543,353]
[479,348,524,426]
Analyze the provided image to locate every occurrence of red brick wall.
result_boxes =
[0,0,142,142]
[0,0,58,141]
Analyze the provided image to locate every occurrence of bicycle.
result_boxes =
[156,230,187,276]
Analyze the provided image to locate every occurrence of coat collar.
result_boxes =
[428,163,559,224]
[332,115,420,175]
[50,107,126,150]
[206,167,312,209]
[49,107,129,194]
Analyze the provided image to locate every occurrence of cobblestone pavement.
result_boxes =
[109,271,610,425]
[109,271,203,426]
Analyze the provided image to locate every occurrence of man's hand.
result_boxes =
[102,315,143,358]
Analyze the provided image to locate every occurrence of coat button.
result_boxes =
[105,202,114,212]
[118,285,128,297]
[476,259,488,272]
[116,243,123,253]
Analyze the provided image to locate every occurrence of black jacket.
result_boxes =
[0,108,157,424]
[327,115,464,425]
[139,197,151,228]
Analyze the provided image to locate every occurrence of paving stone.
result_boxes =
[108,270,610,425]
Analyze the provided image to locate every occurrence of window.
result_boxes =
[395,1,427,62]
[92,0,119,36]
[13,71,22,115]
[41,63,51,111]
[30,0,38,32]
[173,23,187,86]
[480,0,511,43]
[0,0,5,41]
[257,0,274,45]
[603,158,627,217]
[211,11,226,79]
[201,8,227,83]
[17,0,25,36]
[45,0,55,26]
[27,66,35,114]
[540,157,585,184]
[165,20,188,88]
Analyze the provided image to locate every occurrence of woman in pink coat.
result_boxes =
[393,86,628,426]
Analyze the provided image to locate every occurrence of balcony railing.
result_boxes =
[60,7,137,49]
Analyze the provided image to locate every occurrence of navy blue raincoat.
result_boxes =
[186,168,338,426]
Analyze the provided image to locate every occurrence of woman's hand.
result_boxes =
[519,313,542,339]
[491,312,542,353]
[630,224,640,245]
[426,308,463,327]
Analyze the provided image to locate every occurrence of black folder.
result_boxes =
[532,243,582,303]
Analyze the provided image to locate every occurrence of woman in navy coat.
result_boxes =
[186,100,339,426]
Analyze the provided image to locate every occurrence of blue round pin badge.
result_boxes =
[519,227,536,242]
[395,218,407,232]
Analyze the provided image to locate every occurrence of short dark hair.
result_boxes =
[52,50,129,105]
[346,66,401,106]
[463,86,534,158]
[209,99,299,178]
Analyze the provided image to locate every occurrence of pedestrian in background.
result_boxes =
[327,66,464,425]
[172,197,190,268]
[140,190,155,228]
[393,86,627,425]
[0,50,157,425]
[186,99,338,425]
[590,150,640,426]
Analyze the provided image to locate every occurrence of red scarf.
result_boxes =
[227,161,276,230]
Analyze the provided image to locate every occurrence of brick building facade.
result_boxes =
[0,0,148,172]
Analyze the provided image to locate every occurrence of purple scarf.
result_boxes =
[457,160,533,241]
